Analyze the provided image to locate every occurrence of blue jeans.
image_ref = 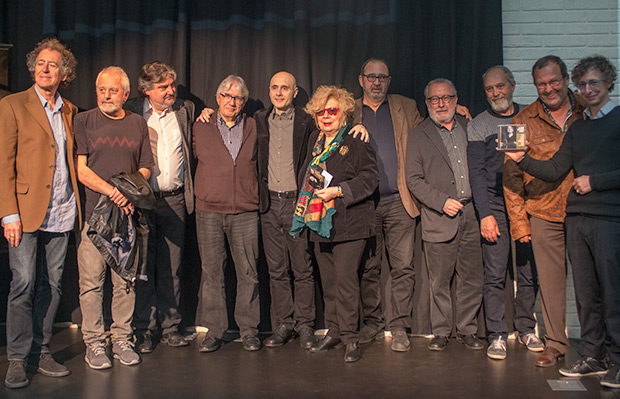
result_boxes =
[7,230,70,359]
[482,205,537,341]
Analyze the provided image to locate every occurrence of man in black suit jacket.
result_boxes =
[124,61,195,352]
[405,78,483,352]
[255,71,317,349]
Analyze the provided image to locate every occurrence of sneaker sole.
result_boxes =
[160,339,189,348]
[559,369,608,377]
[112,354,141,366]
[84,355,112,370]
[518,340,545,352]
[4,379,29,389]
[391,345,411,352]
[487,352,507,360]
[600,380,620,389]
[37,367,71,377]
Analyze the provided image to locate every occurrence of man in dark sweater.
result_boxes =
[467,66,541,361]
[193,75,262,353]
[505,55,620,389]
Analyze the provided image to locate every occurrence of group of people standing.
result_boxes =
[1,37,618,391]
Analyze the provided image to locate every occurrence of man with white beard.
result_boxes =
[466,66,543,360]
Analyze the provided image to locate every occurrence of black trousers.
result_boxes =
[314,239,367,345]
[360,196,417,331]
[134,194,186,336]
[424,202,483,337]
[566,214,620,364]
[261,195,315,331]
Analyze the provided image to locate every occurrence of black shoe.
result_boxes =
[136,334,154,354]
[34,353,70,377]
[5,360,28,389]
[161,331,189,348]
[264,325,293,348]
[457,333,484,350]
[199,336,223,353]
[601,362,620,389]
[391,330,411,352]
[242,335,262,351]
[344,342,361,363]
[559,357,608,377]
[359,324,384,344]
[428,336,449,351]
[310,336,342,352]
[299,327,316,350]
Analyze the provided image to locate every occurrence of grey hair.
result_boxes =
[96,66,130,93]
[482,65,515,86]
[216,75,249,101]
[424,78,457,98]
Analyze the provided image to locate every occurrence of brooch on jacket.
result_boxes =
[339,146,349,156]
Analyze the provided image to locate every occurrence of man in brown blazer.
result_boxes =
[0,38,80,389]
[352,58,423,352]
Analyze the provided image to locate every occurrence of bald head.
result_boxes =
[269,71,299,114]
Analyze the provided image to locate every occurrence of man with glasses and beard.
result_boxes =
[503,55,585,368]
[467,66,542,361]
[406,78,483,352]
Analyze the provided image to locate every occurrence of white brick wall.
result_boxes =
[502,0,620,340]
[503,0,620,105]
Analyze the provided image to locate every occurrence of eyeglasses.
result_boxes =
[535,79,564,91]
[426,95,456,105]
[316,107,339,116]
[362,74,390,83]
[219,92,245,104]
[577,79,605,91]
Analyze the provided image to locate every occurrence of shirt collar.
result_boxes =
[584,100,617,119]
[143,98,171,117]
[217,112,243,128]
[430,115,458,132]
[34,85,63,113]
[270,105,295,120]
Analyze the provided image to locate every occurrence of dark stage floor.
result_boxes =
[0,328,618,399]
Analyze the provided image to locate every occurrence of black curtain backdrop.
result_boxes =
[0,0,503,332]
[0,0,502,115]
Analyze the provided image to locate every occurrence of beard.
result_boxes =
[488,96,512,114]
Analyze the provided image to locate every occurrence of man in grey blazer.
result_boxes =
[124,61,195,353]
[405,78,483,352]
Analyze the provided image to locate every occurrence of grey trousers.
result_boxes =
[78,224,135,344]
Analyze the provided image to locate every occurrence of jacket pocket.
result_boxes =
[16,182,29,194]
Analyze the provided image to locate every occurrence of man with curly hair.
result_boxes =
[0,38,80,388]
[505,55,620,389]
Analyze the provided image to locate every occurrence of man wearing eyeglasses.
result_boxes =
[503,55,585,368]
[193,75,262,353]
[352,58,423,351]
[504,55,620,388]
[406,78,483,352]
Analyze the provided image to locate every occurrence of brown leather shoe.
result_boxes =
[535,347,564,368]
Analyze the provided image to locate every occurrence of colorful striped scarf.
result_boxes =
[289,123,350,238]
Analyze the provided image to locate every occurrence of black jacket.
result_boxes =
[299,131,379,243]
[87,172,156,283]
[256,105,315,213]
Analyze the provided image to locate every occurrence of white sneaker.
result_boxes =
[85,342,112,370]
